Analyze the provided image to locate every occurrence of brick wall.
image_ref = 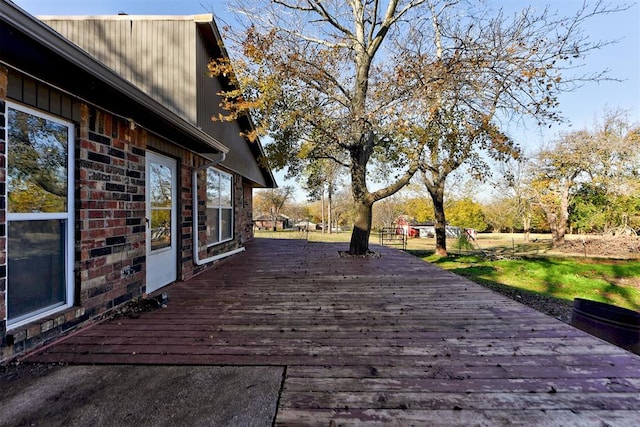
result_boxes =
[77,105,147,315]
[240,180,255,243]
[179,161,194,278]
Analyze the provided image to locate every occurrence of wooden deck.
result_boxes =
[26,238,640,425]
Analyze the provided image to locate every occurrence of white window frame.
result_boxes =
[5,101,75,329]
[203,168,233,247]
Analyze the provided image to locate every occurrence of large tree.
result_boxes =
[211,0,443,254]
[529,130,594,245]
[211,0,623,255]
[584,110,640,234]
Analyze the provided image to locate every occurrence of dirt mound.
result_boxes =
[556,236,640,258]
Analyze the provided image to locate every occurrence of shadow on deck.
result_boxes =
[26,238,640,425]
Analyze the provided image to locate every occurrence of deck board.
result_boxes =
[25,238,640,425]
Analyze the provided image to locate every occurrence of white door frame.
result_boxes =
[145,151,178,294]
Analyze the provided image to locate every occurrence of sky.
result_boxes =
[9,0,640,201]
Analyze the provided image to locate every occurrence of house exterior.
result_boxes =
[0,2,275,363]
[394,215,422,238]
[253,214,292,231]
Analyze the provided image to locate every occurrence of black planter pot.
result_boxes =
[571,298,640,355]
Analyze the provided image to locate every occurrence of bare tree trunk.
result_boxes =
[555,219,567,245]
[549,212,562,245]
[432,193,448,256]
[422,172,448,256]
[539,207,564,246]
[349,200,373,255]
[557,181,571,245]
[270,207,277,232]
[348,139,374,255]
[541,181,571,247]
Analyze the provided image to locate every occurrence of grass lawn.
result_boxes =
[254,230,640,311]
[412,252,640,311]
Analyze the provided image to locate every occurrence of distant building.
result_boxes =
[254,214,292,230]
[394,216,463,238]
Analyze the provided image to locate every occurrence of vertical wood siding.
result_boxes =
[6,70,79,122]
[195,29,220,140]
[43,18,197,123]
[195,31,267,186]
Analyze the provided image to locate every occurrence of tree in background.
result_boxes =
[569,110,640,234]
[492,158,536,240]
[372,194,405,231]
[302,159,344,233]
[300,188,354,231]
[331,190,356,231]
[402,196,434,224]
[529,131,593,245]
[447,198,488,232]
[482,198,519,233]
[570,184,610,233]
[584,110,640,235]
[254,186,294,231]
[405,1,624,256]
[530,110,639,245]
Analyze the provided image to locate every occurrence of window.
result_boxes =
[149,162,173,251]
[5,102,74,327]
[205,168,233,245]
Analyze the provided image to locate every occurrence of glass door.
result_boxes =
[145,151,177,293]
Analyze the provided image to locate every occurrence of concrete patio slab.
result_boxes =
[0,364,283,426]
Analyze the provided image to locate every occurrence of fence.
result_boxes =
[378,228,407,250]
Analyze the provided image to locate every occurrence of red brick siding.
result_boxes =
[179,160,198,280]
[77,105,147,314]
[241,180,255,243]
